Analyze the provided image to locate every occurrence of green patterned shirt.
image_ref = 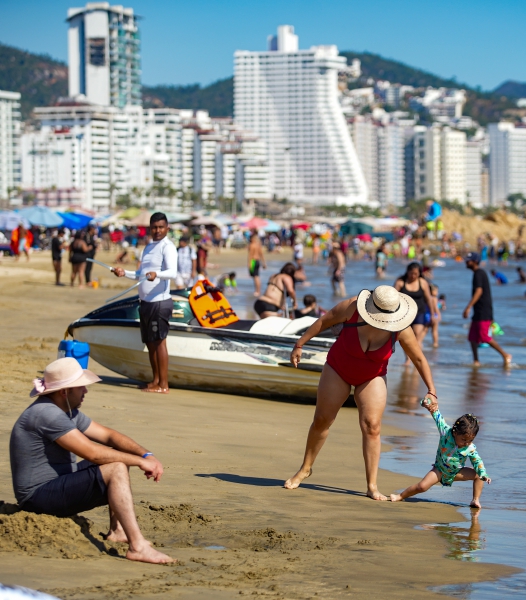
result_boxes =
[432,410,488,485]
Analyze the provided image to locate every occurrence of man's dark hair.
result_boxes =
[452,414,479,438]
[228,272,236,279]
[303,294,316,307]
[280,262,297,278]
[150,212,168,225]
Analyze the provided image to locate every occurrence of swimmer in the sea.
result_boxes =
[390,398,490,508]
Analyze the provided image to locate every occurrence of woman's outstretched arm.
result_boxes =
[290,297,356,367]
[398,326,437,395]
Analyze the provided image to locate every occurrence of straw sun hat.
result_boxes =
[356,285,417,332]
[30,357,101,398]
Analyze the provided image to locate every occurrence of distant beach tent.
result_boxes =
[129,210,153,227]
[57,212,93,230]
[340,220,374,236]
[18,206,63,228]
[0,211,29,230]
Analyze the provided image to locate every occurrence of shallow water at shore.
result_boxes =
[229,253,526,597]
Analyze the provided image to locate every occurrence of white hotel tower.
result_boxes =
[234,26,367,205]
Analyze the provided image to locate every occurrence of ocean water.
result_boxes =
[226,252,526,598]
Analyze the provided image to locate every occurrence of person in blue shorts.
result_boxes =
[490,269,508,285]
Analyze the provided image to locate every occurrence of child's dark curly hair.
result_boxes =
[452,414,479,438]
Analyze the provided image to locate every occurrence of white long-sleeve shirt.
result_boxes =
[124,237,178,302]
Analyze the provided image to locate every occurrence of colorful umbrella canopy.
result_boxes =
[18,206,63,228]
[57,212,93,230]
[242,217,269,230]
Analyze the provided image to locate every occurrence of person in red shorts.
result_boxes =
[463,251,511,367]
[284,285,437,501]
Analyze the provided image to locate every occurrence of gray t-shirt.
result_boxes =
[10,397,91,505]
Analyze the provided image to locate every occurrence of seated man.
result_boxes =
[10,357,174,564]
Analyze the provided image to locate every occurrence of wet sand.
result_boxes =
[0,251,516,598]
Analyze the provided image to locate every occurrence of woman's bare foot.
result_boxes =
[284,468,312,489]
[470,498,482,509]
[472,361,481,367]
[126,541,175,564]
[390,493,403,502]
[367,487,388,501]
[504,354,512,367]
[141,387,169,394]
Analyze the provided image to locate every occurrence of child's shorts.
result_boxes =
[433,464,456,487]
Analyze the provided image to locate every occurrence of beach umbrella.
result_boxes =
[291,222,311,231]
[119,207,142,220]
[242,217,269,230]
[0,211,29,230]
[130,210,153,227]
[164,211,193,223]
[18,206,63,228]
[190,215,222,227]
[57,212,93,230]
[263,219,281,232]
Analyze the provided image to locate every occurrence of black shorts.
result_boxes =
[249,260,260,277]
[412,312,427,326]
[139,298,173,343]
[332,268,345,283]
[22,460,108,518]
[254,299,280,316]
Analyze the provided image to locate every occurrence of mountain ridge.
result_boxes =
[0,41,521,123]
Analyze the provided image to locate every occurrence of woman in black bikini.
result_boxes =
[69,230,91,288]
[394,262,434,351]
[254,263,297,318]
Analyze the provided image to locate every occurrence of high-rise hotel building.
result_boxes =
[234,25,367,205]
[67,3,141,108]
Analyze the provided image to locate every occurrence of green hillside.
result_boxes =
[341,51,467,90]
[0,43,68,120]
[0,41,518,124]
[143,78,234,117]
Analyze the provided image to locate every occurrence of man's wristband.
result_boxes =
[427,391,438,399]
[142,452,154,458]
[294,343,303,349]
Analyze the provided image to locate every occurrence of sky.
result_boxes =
[0,0,524,90]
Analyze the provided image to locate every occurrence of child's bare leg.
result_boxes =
[454,468,484,508]
[391,468,440,502]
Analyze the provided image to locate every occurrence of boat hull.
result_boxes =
[72,322,328,400]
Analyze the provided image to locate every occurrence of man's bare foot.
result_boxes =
[472,361,481,367]
[433,343,439,348]
[143,381,159,390]
[104,529,129,544]
[367,488,388,501]
[284,468,312,489]
[504,354,512,367]
[141,387,169,394]
[390,493,403,502]
[126,541,175,564]
[470,499,482,509]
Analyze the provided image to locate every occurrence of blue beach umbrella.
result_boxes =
[57,212,93,230]
[18,206,63,228]
[263,219,281,232]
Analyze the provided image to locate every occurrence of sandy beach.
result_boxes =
[0,251,516,599]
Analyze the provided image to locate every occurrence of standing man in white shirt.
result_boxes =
[175,235,197,289]
[113,213,177,394]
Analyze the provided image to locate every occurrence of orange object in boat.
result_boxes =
[189,279,239,328]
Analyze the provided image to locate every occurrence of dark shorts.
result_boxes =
[254,298,280,316]
[332,268,345,283]
[52,255,61,262]
[139,298,173,343]
[249,260,260,277]
[22,460,108,518]
[468,320,492,345]
[412,312,427,326]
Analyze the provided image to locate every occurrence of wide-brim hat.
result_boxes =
[30,357,101,398]
[356,285,417,332]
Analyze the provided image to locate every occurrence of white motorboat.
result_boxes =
[68,285,336,400]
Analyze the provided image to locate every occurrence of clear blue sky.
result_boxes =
[0,0,524,90]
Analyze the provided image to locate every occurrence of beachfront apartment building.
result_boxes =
[0,90,21,201]
[440,127,466,203]
[234,25,367,206]
[489,122,526,205]
[465,140,484,206]
[67,3,141,108]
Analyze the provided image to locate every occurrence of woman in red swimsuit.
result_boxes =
[284,285,437,500]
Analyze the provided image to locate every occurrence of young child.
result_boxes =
[390,398,491,508]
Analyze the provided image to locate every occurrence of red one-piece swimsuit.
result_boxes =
[326,310,398,387]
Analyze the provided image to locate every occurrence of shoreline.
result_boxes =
[0,251,518,598]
